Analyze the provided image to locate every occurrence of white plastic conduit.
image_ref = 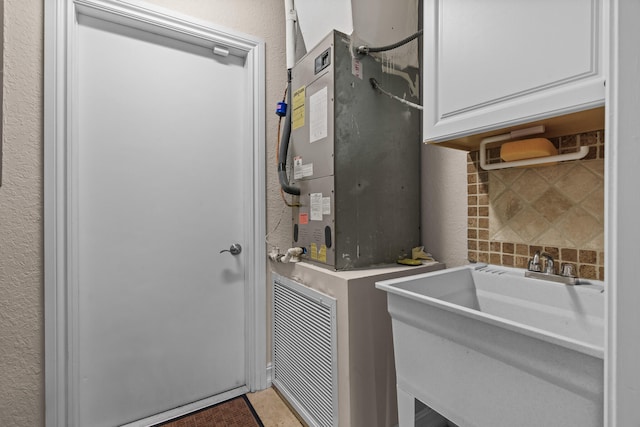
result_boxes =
[284,0,297,69]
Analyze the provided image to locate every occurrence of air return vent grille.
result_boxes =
[272,274,338,427]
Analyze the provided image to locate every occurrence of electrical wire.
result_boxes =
[369,78,423,111]
[265,204,288,246]
[356,29,423,55]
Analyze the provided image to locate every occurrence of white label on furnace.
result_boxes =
[293,156,303,180]
[309,87,328,143]
[310,193,323,221]
[302,163,313,177]
[322,197,331,215]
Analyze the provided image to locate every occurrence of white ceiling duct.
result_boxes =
[294,0,353,52]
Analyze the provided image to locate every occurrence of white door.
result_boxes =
[44,2,265,427]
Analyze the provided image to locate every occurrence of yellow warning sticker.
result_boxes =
[310,243,318,260]
[292,86,305,130]
[318,245,327,263]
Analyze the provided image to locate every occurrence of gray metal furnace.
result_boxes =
[290,30,421,270]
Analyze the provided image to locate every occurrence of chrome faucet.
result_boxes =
[526,250,580,285]
[528,251,542,272]
[540,252,555,274]
[528,251,554,274]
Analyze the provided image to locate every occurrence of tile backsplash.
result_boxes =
[467,130,605,280]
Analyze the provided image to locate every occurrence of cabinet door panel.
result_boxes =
[424,0,604,143]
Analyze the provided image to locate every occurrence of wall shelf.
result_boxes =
[478,125,590,170]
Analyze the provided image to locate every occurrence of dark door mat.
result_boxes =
[156,395,264,427]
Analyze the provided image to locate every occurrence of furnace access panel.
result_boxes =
[290,30,421,270]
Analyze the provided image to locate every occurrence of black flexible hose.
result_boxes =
[356,29,423,55]
[278,73,300,196]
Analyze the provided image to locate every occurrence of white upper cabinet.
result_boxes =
[423,0,605,145]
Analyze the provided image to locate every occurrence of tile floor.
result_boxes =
[247,387,304,427]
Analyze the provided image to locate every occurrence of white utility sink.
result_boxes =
[376,264,604,427]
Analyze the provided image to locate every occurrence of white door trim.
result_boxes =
[44,1,267,426]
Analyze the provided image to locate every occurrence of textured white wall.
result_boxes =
[421,144,469,268]
[351,0,419,68]
[0,0,45,426]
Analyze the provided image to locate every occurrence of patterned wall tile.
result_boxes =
[555,164,601,203]
[534,188,573,222]
[467,130,605,280]
[489,160,604,247]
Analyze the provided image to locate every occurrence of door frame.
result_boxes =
[43,1,267,426]
[605,1,640,425]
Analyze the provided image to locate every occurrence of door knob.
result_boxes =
[220,243,242,255]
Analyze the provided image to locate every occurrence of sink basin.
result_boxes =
[376,263,604,427]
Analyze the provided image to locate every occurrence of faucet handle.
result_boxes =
[545,261,555,275]
[560,263,577,278]
[528,251,542,272]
